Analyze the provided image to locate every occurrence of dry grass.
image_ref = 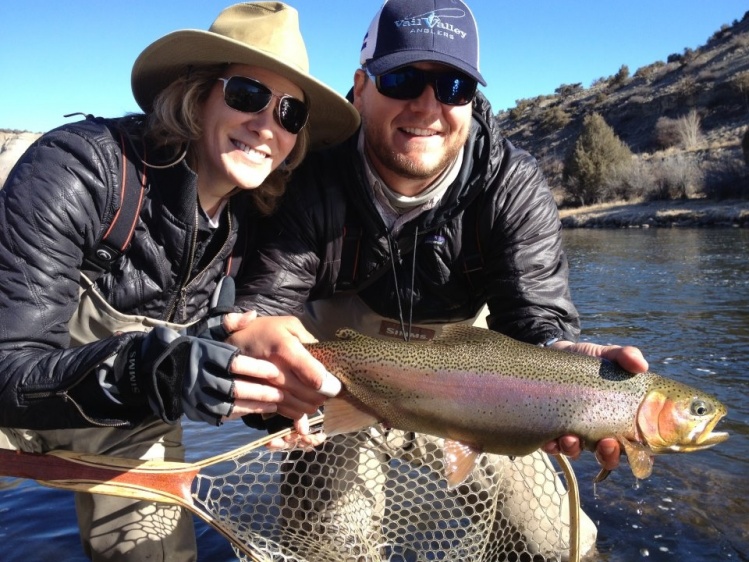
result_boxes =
[558,197,749,227]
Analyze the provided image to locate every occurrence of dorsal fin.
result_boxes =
[333,328,370,342]
[432,324,503,346]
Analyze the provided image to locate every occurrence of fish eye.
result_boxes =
[690,399,712,417]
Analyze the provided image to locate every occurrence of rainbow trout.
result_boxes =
[307,325,728,487]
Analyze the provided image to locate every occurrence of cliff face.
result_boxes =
[0,131,40,188]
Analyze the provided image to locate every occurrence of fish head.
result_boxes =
[637,382,729,454]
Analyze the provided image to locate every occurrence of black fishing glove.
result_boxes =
[183,275,239,341]
[113,326,239,426]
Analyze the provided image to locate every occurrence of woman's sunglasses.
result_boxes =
[368,66,477,106]
[217,76,309,134]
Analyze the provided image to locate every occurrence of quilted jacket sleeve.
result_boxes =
[0,123,150,429]
[235,187,324,317]
[479,139,580,344]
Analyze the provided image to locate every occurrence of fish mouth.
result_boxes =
[695,430,729,447]
[667,430,729,453]
[694,411,730,448]
[666,415,730,453]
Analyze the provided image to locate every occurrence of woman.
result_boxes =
[0,3,358,561]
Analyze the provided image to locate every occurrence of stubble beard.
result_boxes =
[363,119,466,182]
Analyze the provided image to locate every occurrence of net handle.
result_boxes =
[0,418,322,561]
[554,453,581,562]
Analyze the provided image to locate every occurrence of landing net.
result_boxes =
[193,418,581,561]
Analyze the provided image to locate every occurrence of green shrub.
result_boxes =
[540,106,571,132]
[611,64,630,87]
[563,113,633,205]
[509,98,533,121]
[554,83,583,98]
[634,61,665,81]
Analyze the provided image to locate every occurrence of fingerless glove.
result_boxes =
[114,326,239,426]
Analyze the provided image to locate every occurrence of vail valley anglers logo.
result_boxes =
[394,9,469,39]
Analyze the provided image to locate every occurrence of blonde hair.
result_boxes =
[142,64,309,215]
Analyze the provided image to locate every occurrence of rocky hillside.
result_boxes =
[497,10,749,196]
[0,130,40,187]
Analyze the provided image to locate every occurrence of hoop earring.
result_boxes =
[139,145,189,169]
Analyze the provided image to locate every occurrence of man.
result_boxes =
[233,0,646,558]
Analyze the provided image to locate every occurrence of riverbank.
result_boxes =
[558,198,749,228]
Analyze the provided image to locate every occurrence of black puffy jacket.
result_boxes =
[0,117,253,429]
[237,93,580,345]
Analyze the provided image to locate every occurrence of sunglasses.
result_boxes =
[368,66,477,106]
[217,76,309,134]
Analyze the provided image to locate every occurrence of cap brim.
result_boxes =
[132,30,359,149]
[366,51,487,87]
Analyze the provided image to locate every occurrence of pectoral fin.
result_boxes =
[443,440,481,489]
[323,395,379,436]
[593,436,655,483]
[620,436,654,480]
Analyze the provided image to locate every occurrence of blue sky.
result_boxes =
[1,1,747,133]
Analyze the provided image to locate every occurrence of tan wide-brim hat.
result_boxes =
[131,2,359,149]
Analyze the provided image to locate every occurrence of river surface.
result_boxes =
[0,228,747,561]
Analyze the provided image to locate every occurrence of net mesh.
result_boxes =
[192,420,579,562]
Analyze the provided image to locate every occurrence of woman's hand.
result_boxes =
[225,314,340,445]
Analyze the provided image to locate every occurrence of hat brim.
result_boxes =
[132,30,359,149]
[366,51,487,87]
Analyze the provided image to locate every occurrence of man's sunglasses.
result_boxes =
[218,76,309,134]
[368,66,477,106]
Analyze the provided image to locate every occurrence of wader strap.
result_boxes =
[83,132,147,274]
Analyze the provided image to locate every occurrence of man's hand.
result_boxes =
[541,341,649,471]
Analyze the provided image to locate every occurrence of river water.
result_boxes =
[0,228,746,561]
[560,228,749,561]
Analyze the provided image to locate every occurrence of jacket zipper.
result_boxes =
[60,391,131,427]
[166,200,234,322]
[24,375,131,429]
[165,206,200,322]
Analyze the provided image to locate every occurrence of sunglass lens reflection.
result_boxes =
[376,68,476,106]
[222,77,307,134]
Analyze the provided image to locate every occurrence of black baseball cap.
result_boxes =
[359,0,486,86]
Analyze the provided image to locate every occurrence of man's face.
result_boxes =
[353,62,473,197]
